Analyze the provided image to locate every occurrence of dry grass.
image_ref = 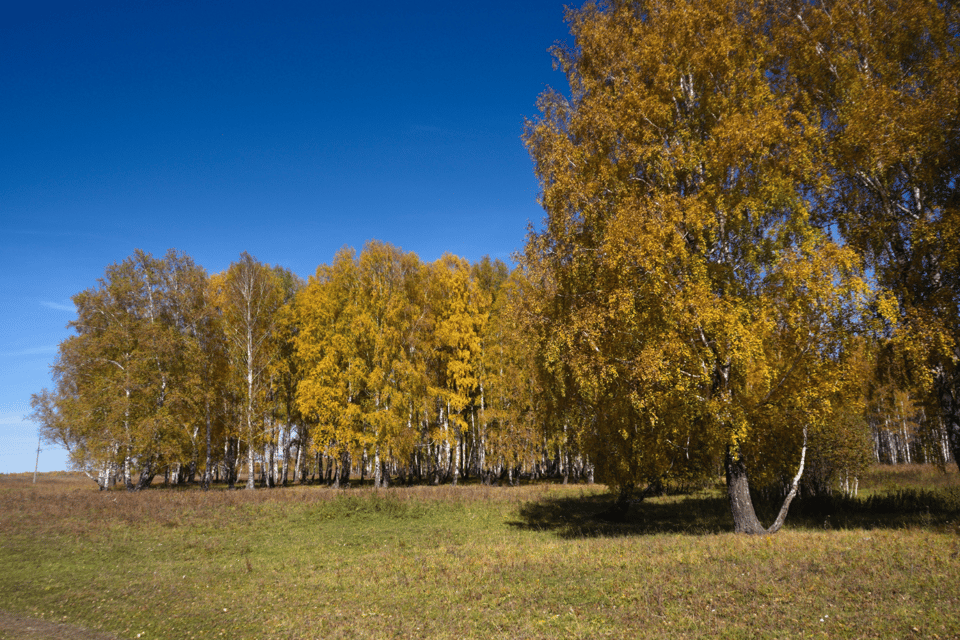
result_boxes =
[1,466,959,639]
[859,462,960,492]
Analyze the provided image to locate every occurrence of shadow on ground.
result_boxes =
[507,487,960,538]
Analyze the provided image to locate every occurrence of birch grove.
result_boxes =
[29,1,957,515]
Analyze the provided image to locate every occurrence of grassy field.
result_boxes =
[1,466,958,639]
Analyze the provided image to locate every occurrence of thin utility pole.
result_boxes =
[33,436,42,484]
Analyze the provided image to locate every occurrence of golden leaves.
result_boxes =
[521,0,879,492]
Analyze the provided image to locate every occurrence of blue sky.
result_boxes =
[0,0,572,473]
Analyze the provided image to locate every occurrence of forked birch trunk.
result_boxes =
[726,428,807,535]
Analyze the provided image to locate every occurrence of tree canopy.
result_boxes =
[521,0,955,532]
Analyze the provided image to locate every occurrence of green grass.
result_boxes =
[1,466,959,639]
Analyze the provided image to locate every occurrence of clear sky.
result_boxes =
[0,0,572,473]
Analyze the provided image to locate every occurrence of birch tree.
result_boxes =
[523,0,870,532]
[295,248,364,486]
[482,267,554,484]
[30,250,212,490]
[212,252,284,490]
[425,255,488,484]
[267,269,306,485]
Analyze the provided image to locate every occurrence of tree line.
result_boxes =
[30,0,958,535]
[30,245,578,492]
[29,230,953,497]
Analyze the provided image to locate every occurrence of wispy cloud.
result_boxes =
[0,345,58,357]
[0,409,32,427]
[40,301,75,312]
[0,412,43,451]
[0,406,46,452]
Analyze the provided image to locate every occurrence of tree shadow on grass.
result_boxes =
[782,488,960,533]
[507,491,734,538]
[507,487,960,539]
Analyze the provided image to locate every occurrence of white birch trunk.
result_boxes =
[453,431,460,486]
[902,422,912,464]
[294,434,303,484]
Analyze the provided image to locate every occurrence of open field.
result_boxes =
[1,466,959,639]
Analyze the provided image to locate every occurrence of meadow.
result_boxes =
[1,466,958,639]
